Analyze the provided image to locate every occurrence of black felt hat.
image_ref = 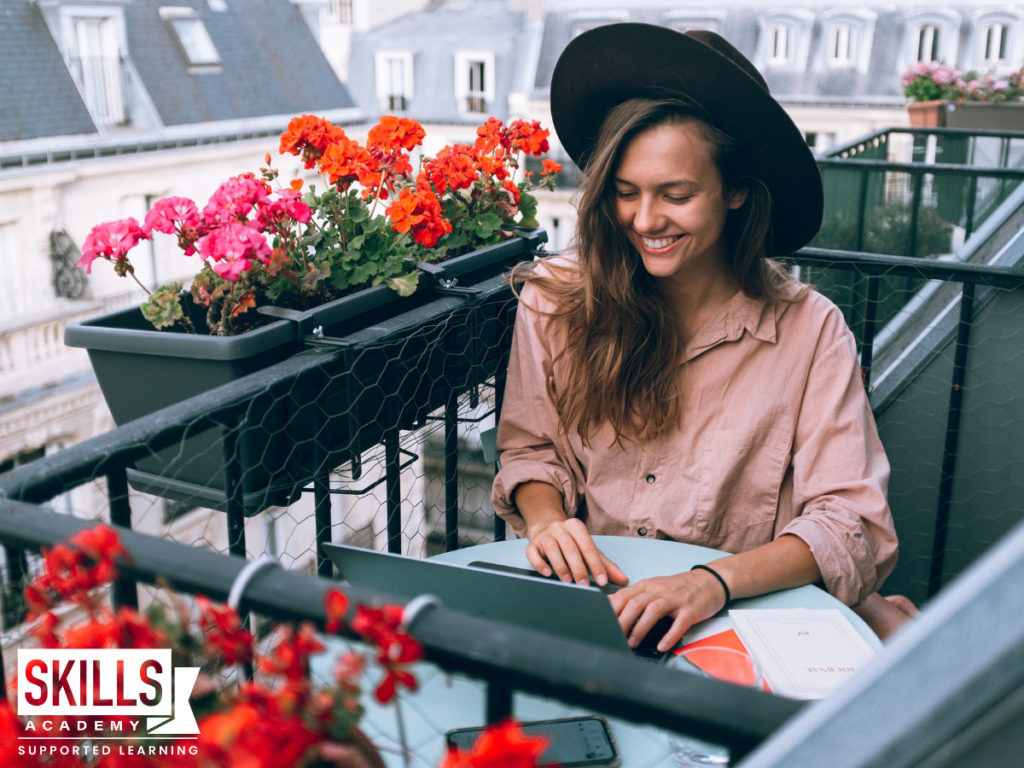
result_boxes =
[550,23,823,255]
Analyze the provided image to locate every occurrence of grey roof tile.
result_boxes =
[0,0,97,141]
[126,0,355,126]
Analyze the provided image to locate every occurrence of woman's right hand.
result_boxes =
[526,517,629,588]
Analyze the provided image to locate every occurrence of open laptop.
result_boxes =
[322,543,671,661]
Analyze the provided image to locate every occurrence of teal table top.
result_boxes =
[320,536,881,768]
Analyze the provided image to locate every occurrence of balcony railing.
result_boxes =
[2,125,1024,759]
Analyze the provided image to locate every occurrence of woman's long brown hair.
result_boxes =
[516,98,803,446]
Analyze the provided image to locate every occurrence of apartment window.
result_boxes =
[829,24,854,66]
[331,0,354,24]
[161,7,220,67]
[663,11,724,35]
[760,11,813,70]
[0,447,46,476]
[454,51,494,117]
[70,15,127,125]
[375,51,413,111]
[804,131,836,154]
[915,24,941,62]
[769,23,792,64]
[982,23,1009,64]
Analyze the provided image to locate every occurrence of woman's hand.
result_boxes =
[608,568,728,652]
[526,517,629,587]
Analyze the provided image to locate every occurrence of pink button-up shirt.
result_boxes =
[491,276,898,605]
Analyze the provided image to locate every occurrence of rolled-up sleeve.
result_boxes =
[491,282,581,536]
[780,305,898,605]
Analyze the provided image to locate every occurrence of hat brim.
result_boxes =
[551,23,823,255]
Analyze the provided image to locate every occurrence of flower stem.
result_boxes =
[394,695,411,768]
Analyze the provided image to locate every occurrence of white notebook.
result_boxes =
[729,608,877,700]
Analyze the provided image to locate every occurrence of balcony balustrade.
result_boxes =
[1,125,1023,764]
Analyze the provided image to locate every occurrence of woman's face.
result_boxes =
[612,120,747,286]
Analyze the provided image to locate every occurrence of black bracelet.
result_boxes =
[691,564,732,610]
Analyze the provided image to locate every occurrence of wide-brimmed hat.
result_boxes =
[550,23,823,255]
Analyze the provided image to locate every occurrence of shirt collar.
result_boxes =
[682,290,778,362]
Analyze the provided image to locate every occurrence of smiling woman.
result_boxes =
[491,22,912,650]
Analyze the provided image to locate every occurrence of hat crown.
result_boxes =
[682,29,769,94]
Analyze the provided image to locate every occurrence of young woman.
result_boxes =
[491,24,911,649]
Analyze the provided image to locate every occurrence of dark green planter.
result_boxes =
[944,102,1024,131]
[65,229,544,514]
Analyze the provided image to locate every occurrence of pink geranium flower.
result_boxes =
[197,222,271,281]
[78,218,149,273]
[143,196,201,235]
[203,176,272,226]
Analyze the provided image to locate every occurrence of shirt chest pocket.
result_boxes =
[694,428,791,550]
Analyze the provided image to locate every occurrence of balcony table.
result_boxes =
[324,536,882,768]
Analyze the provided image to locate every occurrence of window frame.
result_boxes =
[58,6,129,127]
[374,50,414,112]
[970,9,1024,74]
[901,8,961,72]
[160,6,222,70]
[758,9,814,71]
[453,50,495,118]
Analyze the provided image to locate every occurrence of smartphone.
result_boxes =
[445,715,620,768]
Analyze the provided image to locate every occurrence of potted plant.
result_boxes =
[901,62,1024,129]
[3,524,549,768]
[900,62,962,127]
[65,115,557,512]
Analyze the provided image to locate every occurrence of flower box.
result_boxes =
[65,230,543,514]
[944,101,1024,131]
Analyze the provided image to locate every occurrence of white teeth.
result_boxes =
[641,236,678,249]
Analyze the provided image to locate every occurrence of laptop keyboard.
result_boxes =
[467,561,673,662]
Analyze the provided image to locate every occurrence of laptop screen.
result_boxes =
[322,543,634,655]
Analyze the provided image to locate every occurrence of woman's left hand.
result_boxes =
[607,568,729,652]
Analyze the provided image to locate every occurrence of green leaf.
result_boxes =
[140,283,185,329]
[472,212,504,239]
[387,272,419,296]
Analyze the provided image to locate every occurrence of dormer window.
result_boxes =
[65,12,128,127]
[916,24,941,62]
[982,23,1008,65]
[829,23,853,65]
[769,23,792,65]
[454,50,494,117]
[161,7,221,69]
[970,9,1024,73]
[662,10,725,36]
[758,10,814,70]
[821,9,876,72]
[902,8,961,71]
[375,50,413,111]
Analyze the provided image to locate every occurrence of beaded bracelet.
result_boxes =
[690,563,732,610]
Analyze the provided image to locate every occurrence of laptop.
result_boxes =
[322,543,671,661]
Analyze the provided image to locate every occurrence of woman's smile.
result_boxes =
[613,120,747,291]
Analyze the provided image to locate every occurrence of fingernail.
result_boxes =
[561,575,572,583]
[628,637,637,648]
[596,574,607,586]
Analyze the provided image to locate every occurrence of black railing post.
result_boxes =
[107,467,138,609]
[930,282,976,597]
[444,391,460,552]
[313,441,333,577]
[384,428,402,554]
[222,422,247,560]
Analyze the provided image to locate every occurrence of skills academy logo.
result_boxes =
[15,648,201,758]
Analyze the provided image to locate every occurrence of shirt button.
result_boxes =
[638,527,648,536]
[645,473,656,484]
